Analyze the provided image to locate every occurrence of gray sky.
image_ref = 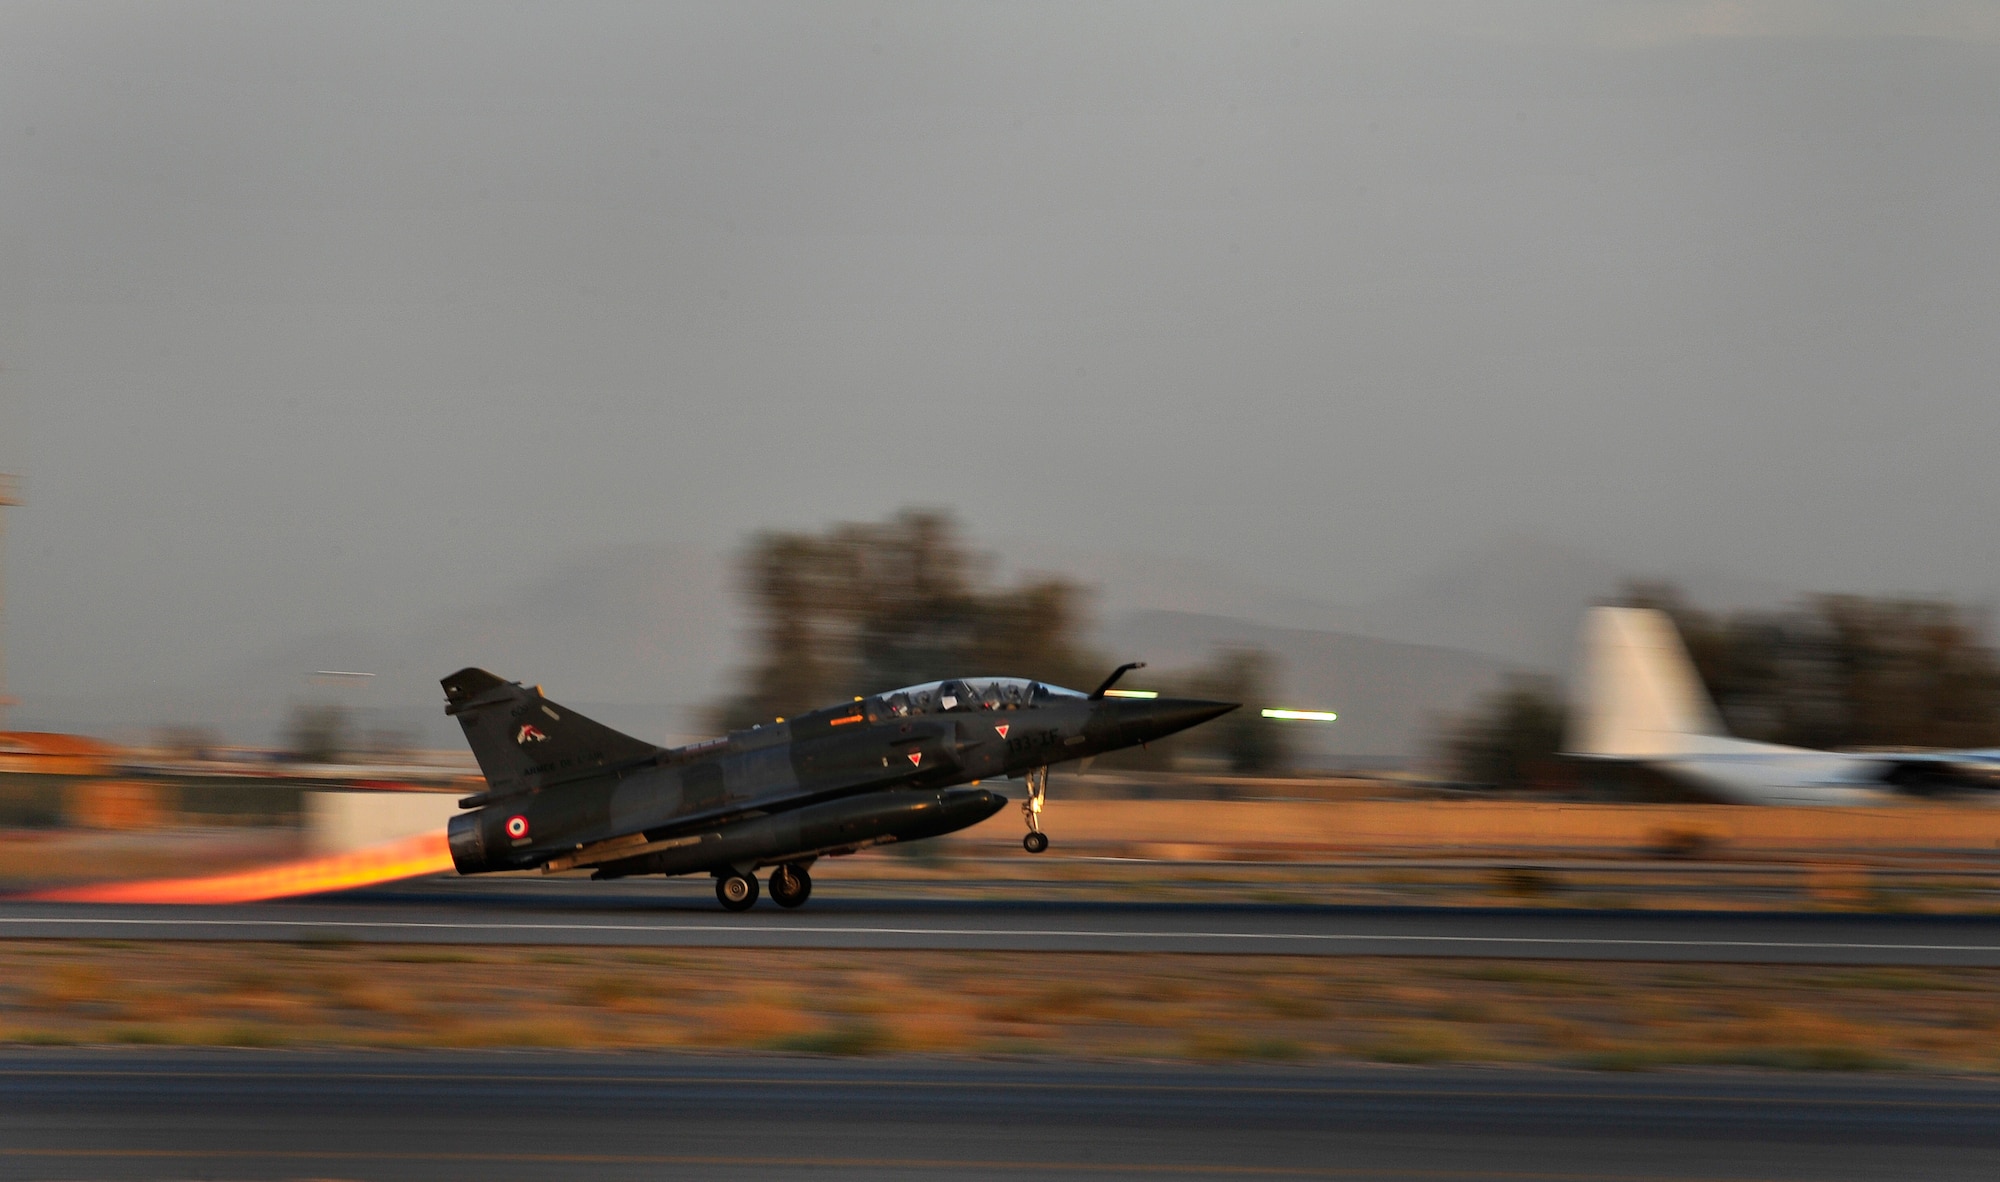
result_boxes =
[5,1,2000,702]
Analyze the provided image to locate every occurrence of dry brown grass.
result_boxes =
[5,941,2000,1070]
[703,993,820,1047]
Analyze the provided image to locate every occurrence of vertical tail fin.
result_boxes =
[1567,607,1725,758]
[441,668,661,798]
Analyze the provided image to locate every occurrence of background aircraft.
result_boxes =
[1566,607,2000,805]
[443,664,1233,909]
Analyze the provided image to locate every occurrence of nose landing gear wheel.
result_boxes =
[1020,765,1050,853]
[769,863,813,908]
[716,872,759,911]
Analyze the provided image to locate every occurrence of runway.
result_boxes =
[7,875,2000,963]
[3,1050,1999,1180]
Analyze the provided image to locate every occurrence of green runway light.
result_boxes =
[1261,708,1337,722]
[1102,689,1159,698]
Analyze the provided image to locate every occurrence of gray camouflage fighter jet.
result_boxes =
[442,663,1234,910]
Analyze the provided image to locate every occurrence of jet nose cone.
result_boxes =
[1098,697,1239,746]
[1159,698,1240,733]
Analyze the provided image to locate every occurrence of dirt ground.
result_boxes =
[4,941,1999,1071]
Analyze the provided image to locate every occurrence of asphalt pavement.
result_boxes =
[7,875,2000,963]
[3,1050,1998,1180]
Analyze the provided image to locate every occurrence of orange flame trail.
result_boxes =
[31,829,456,904]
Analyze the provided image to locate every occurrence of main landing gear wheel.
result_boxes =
[716,872,759,911]
[1021,765,1050,853]
[769,863,813,908]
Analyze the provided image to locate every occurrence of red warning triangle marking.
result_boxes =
[907,750,922,767]
[995,724,1009,739]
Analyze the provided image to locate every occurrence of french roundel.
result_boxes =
[505,814,530,839]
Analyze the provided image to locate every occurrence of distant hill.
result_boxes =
[994,541,1367,636]
[15,532,1791,753]
[16,542,742,748]
[1339,536,1793,674]
[1024,535,1795,677]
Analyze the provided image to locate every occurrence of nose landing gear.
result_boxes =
[1021,765,1050,853]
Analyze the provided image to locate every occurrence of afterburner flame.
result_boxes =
[32,829,455,904]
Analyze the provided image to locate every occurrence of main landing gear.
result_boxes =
[1021,765,1050,854]
[716,871,759,911]
[716,862,814,911]
[769,862,813,908]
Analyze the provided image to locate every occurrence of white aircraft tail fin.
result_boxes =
[1568,607,1725,758]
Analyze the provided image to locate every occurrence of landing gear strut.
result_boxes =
[1021,766,1050,853]
[716,871,759,911]
[769,862,813,908]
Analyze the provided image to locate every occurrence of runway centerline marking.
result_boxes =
[1,914,1999,954]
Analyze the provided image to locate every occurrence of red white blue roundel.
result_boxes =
[505,814,530,840]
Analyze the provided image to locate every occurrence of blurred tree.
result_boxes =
[1813,595,2000,749]
[1619,583,2000,750]
[1442,675,1568,791]
[716,510,1099,730]
[286,704,351,763]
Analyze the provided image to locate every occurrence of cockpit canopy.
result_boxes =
[874,677,1086,717]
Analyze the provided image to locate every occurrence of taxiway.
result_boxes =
[2,1050,1997,1180]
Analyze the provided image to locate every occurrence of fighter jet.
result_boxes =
[442,663,1234,910]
